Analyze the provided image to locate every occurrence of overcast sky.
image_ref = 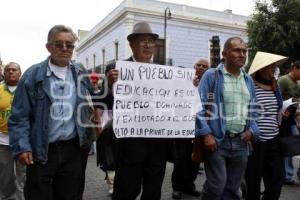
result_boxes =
[0,0,256,71]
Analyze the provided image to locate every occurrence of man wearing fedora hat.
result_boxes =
[104,22,168,200]
[196,37,260,200]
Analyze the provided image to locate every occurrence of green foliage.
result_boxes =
[247,0,300,74]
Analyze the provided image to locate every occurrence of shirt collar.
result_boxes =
[221,65,245,78]
[46,59,69,77]
[3,83,9,91]
[3,82,15,94]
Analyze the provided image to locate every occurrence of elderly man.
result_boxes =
[171,58,209,200]
[0,62,25,200]
[192,58,209,87]
[105,22,168,200]
[196,37,260,200]
[9,25,93,200]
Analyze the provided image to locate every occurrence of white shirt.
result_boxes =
[49,60,68,80]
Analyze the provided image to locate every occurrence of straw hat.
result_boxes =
[127,22,159,41]
[248,51,288,75]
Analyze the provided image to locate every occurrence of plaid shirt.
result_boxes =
[222,67,250,134]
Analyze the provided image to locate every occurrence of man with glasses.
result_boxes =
[8,25,94,200]
[104,22,168,200]
[193,59,209,87]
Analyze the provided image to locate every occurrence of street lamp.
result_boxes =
[164,7,171,65]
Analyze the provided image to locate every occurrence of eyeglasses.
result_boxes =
[139,39,155,47]
[52,42,75,50]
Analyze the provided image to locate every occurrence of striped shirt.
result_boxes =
[255,85,280,141]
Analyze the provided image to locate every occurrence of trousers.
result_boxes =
[24,137,82,200]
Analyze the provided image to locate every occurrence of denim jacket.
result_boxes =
[195,63,260,144]
[8,57,93,162]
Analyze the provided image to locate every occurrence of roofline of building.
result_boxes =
[76,0,249,50]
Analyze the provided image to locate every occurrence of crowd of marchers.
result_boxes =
[1,22,300,200]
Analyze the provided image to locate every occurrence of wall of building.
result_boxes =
[76,22,127,71]
[124,14,247,68]
[76,0,248,71]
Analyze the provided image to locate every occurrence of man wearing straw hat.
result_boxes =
[105,22,168,200]
[245,51,288,200]
[196,37,260,200]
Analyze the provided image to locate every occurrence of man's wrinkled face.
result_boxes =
[46,32,75,67]
[223,39,247,69]
[4,63,21,85]
[195,60,209,70]
[129,34,156,63]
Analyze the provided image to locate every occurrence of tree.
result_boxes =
[247,0,300,73]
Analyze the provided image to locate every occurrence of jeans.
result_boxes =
[284,126,298,182]
[24,137,82,200]
[201,136,248,200]
[284,157,294,182]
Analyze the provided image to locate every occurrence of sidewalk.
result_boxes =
[83,154,300,200]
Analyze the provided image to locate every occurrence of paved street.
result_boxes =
[83,154,300,200]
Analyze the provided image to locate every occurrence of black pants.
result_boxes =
[77,146,90,200]
[171,139,199,192]
[245,136,284,200]
[24,137,82,200]
[113,138,167,200]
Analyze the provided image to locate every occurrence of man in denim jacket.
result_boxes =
[195,37,260,200]
[8,25,94,200]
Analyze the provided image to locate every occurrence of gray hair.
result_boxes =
[47,25,78,43]
[194,58,209,65]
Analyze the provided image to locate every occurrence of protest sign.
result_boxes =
[113,61,201,138]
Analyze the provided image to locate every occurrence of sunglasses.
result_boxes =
[52,42,75,50]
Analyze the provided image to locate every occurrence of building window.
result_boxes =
[93,54,96,71]
[114,41,119,60]
[153,39,165,65]
[102,49,106,73]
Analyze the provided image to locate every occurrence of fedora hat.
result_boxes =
[127,22,159,41]
[248,51,288,75]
